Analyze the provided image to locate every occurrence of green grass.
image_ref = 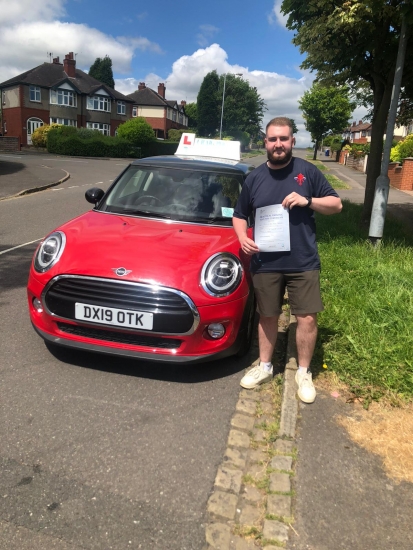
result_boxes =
[313,200,413,403]
[324,173,350,189]
[241,149,266,158]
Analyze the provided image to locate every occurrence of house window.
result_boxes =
[30,86,41,102]
[50,89,76,107]
[172,111,176,122]
[117,101,126,115]
[50,117,77,126]
[87,122,110,135]
[132,107,137,117]
[87,96,111,112]
[361,130,366,137]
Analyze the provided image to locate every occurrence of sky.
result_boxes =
[0,0,366,147]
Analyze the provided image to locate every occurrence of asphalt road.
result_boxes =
[0,155,256,550]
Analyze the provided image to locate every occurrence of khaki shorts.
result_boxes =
[252,270,324,316]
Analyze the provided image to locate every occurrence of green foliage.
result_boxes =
[88,56,115,88]
[350,142,370,156]
[323,134,343,151]
[31,123,61,147]
[76,127,102,140]
[390,134,413,163]
[197,70,220,136]
[299,83,354,147]
[184,102,197,128]
[47,127,138,158]
[167,128,187,142]
[290,118,298,134]
[117,117,156,146]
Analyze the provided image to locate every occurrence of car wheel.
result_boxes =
[235,297,256,357]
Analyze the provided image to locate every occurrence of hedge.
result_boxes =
[47,126,178,158]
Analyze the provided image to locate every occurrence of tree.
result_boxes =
[117,117,155,146]
[299,84,354,160]
[184,102,198,129]
[217,74,266,138]
[197,70,220,136]
[290,119,298,134]
[281,0,413,222]
[89,56,115,88]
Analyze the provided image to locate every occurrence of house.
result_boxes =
[0,52,134,146]
[126,83,188,139]
[343,119,413,144]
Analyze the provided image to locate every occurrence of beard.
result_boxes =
[267,148,293,166]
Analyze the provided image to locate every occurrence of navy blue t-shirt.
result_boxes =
[233,157,339,273]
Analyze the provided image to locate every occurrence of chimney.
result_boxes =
[359,120,363,125]
[158,83,165,98]
[63,52,76,78]
[53,56,60,64]
[181,100,186,106]
[138,82,146,90]
[352,121,356,126]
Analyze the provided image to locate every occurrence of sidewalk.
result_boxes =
[0,155,69,199]
[285,157,413,550]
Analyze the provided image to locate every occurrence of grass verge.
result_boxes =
[313,200,413,405]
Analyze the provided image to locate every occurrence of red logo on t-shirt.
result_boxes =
[294,173,306,186]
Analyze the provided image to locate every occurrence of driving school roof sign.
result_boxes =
[175,133,241,162]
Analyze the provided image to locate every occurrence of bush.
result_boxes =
[47,127,139,158]
[390,134,413,163]
[167,129,187,142]
[76,127,103,140]
[31,123,61,147]
[117,117,156,146]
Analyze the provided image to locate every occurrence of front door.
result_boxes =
[27,118,43,145]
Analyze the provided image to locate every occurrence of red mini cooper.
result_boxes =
[27,136,255,363]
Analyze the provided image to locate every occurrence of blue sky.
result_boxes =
[0,0,365,146]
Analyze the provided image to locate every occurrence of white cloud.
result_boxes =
[0,1,162,82]
[116,44,315,147]
[268,0,288,28]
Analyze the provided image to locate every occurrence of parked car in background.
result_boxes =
[27,134,256,363]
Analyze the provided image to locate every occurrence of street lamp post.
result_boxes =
[219,73,242,139]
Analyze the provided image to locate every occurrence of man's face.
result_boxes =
[265,125,295,166]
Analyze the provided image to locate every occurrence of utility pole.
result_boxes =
[368,17,408,243]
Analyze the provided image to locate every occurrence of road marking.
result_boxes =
[44,158,88,163]
[51,188,64,191]
[68,185,79,188]
[0,154,22,159]
[0,238,42,256]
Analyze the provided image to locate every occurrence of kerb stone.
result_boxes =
[267,494,291,517]
[270,456,293,471]
[231,413,255,432]
[269,472,291,493]
[239,503,262,526]
[205,523,231,549]
[273,439,295,454]
[228,430,250,449]
[262,519,289,543]
[214,467,242,494]
[207,491,238,520]
[236,399,256,416]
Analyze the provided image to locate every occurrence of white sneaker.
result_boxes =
[295,370,316,403]
[240,364,273,389]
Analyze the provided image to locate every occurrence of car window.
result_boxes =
[100,165,243,226]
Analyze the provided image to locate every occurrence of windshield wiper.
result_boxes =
[113,208,172,219]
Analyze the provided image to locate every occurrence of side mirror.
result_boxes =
[85,187,105,205]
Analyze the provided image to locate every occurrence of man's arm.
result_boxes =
[281,192,342,215]
[232,216,260,255]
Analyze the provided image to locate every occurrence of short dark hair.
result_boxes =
[266,117,294,136]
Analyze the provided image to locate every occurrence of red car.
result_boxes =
[28,137,256,363]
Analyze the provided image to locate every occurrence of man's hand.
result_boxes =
[282,192,308,210]
[239,234,260,256]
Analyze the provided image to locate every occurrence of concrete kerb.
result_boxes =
[0,170,70,201]
[204,312,299,549]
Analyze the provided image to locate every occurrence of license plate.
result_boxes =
[75,303,153,330]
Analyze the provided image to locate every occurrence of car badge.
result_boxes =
[112,267,132,277]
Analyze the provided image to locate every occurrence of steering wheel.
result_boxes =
[135,195,163,206]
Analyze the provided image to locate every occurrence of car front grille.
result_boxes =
[57,322,182,349]
[44,276,197,334]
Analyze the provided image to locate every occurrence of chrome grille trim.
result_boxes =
[42,275,200,336]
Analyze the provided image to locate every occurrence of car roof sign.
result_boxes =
[175,133,241,163]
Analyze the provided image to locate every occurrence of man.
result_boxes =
[233,117,342,403]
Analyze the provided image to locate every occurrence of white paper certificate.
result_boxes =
[254,204,290,252]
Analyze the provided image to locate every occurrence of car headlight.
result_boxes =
[34,231,66,273]
[201,253,243,297]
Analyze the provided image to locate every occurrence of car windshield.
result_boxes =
[98,165,243,226]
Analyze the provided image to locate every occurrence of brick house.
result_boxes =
[0,52,134,146]
[126,83,188,139]
[343,119,413,144]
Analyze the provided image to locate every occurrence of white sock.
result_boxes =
[298,366,308,374]
[260,361,273,373]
